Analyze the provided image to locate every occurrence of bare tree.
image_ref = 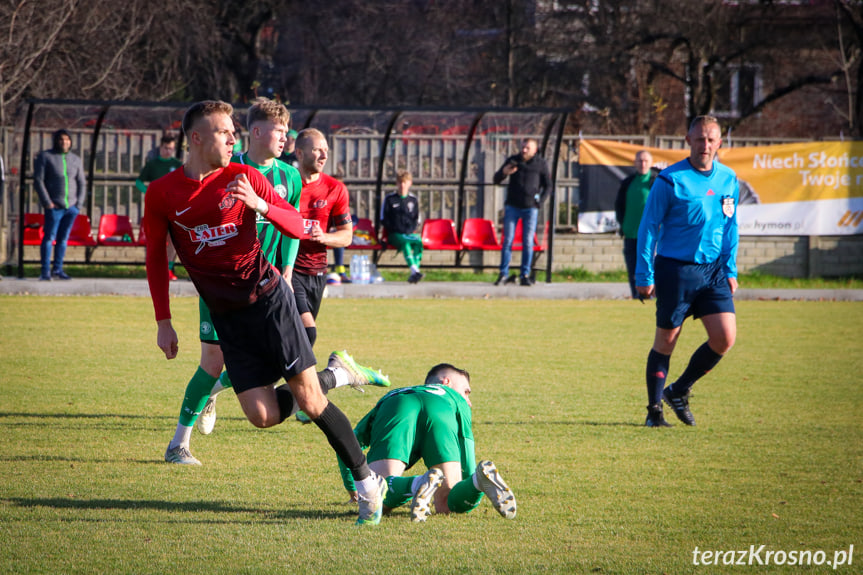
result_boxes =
[834,0,863,137]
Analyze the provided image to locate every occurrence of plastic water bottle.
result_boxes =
[350,254,359,283]
[360,255,371,284]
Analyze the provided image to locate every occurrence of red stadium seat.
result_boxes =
[421,219,462,250]
[135,217,148,246]
[23,213,44,245]
[347,218,383,250]
[460,218,501,251]
[97,214,136,245]
[511,219,544,253]
[66,214,97,246]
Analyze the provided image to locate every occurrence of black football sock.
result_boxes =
[669,342,723,396]
[317,368,337,394]
[646,349,671,406]
[313,402,370,481]
[275,385,298,422]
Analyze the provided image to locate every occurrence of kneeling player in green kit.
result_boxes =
[337,363,516,522]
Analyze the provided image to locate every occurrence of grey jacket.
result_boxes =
[33,150,87,209]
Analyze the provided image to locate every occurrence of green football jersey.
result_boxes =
[340,384,476,492]
[231,153,302,269]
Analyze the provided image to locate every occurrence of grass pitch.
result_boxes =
[0,295,861,574]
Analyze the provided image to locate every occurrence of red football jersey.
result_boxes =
[145,163,300,320]
[294,173,351,275]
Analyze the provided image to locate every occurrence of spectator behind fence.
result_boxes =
[336,363,517,523]
[280,129,300,169]
[636,115,739,428]
[33,129,87,281]
[137,134,183,280]
[614,150,656,299]
[493,138,550,287]
[382,170,424,284]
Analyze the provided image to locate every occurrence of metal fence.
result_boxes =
[2,110,808,270]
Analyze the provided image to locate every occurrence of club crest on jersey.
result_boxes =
[274,184,287,199]
[311,199,327,208]
[219,195,237,210]
[175,221,239,253]
[721,196,735,217]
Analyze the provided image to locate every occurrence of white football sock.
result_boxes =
[169,424,193,449]
[329,366,350,388]
[355,474,380,498]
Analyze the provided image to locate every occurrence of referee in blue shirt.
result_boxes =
[636,115,739,427]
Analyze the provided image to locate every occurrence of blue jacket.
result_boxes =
[636,158,739,286]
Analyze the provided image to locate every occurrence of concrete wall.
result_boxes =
[14,232,863,278]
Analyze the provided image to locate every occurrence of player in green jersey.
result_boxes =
[165,99,389,465]
[337,363,516,522]
[137,134,183,280]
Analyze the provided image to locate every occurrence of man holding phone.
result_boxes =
[492,138,551,286]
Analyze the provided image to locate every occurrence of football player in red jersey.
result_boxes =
[144,101,388,525]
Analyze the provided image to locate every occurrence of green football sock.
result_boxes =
[219,371,233,388]
[178,367,218,427]
[446,475,483,514]
[209,370,233,397]
[383,475,415,509]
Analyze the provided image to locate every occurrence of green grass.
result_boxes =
[1,296,861,574]
[8,263,863,289]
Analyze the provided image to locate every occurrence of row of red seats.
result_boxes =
[23,213,544,254]
[22,213,147,247]
[347,217,545,253]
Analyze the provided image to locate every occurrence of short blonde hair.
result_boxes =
[689,115,721,133]
[182,100,233,137]
[296,128,326,151]
[246,98,290,131]
[396,170,412,183]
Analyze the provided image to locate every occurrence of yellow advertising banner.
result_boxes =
[578,139,863,235]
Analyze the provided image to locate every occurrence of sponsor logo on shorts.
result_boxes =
[201,321,213,335]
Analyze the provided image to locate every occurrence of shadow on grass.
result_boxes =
[1,497,350,521]
[477,420,643,427]
[0,412,174,421]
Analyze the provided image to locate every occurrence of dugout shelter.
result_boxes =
[7,99,570,280]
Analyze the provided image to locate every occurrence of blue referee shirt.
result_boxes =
[635,158,739,287]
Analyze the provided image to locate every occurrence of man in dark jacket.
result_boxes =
[492,138,550,286]
[33,129,87,281]
[614,150,656,298]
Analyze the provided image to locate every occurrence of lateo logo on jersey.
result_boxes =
[311,199,328,208]
[174,221,239,254]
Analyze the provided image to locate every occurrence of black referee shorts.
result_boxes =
[210,277,317,394]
